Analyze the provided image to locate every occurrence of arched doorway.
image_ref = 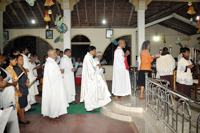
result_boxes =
[103,35,131,65]
[71,35,91,63]
[4,36,53,63]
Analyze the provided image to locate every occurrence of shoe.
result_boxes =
[139,97,145,99]
[86,110,97,113]
[31,102,39,106]
[26,108,36,112]
[69,102,77,105]
[19,121,30,124]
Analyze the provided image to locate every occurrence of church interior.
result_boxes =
[1,0,200,133]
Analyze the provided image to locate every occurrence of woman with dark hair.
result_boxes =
[1,53,20,133]
[176,47,193,97]
[5,54,22,113]
[137,40,158,99]
[14,54,31,124]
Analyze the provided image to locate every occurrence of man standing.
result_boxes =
[94,52,106,81]
[21,47,37,112]
[42,49,69,118]
[112,39,131,100]
[60,49,76,104]
[81,46,111,113]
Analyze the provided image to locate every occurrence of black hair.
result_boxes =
[20,46,28,53]
[55,48,60,52]
[64,49,70,53]
[12,47,20,54]
[142,40,150,50]
[123,47,130,53]
[43,55,47,60]
[87,46,96,52]
[163,47,168,52]
[60,51,63,54]
[16,54,22,59]
[182,47,190,53]
[180,48,183,54]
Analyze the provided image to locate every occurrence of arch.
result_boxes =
[103,35,132,65]
[3,34,54,49]
[71,34,92,44]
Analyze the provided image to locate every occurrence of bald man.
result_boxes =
[42,49,69,118]
[112,39,131,100]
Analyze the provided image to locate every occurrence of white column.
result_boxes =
[0,11,3,53]
[63,9,71,49]
[137,2,146,70]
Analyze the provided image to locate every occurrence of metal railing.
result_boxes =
[145,73,200,133]
[129,67,138,96]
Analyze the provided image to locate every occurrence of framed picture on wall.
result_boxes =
[106,29,113,39]
[3,31,9,40]
[46,30,53,39]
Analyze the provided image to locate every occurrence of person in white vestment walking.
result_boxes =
[60,49,76,104]
[42,49,69,118]
[55,48,61,64]
[20,47,37,112]
[81,46,111,113]
[112,39,131,100]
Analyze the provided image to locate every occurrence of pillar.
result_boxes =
[129,0,151,69]
[58,0,79,50]
[63,9,71,49]
[0,11,3,53]
[0,0,12,54]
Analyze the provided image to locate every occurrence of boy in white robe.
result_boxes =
[42,49,69,118]
[112,39,131,100]
[177,47,193,97]
[81,46,111,113]
[60,49,76,104]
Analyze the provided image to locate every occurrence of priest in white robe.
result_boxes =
[60,49,76,104]
[42,49,69,118]
[81,46,111,113]
[21,47,38,112]
[112,39,131,100]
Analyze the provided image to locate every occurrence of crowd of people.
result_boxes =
[138,40,193,98]
[2,38,192,133]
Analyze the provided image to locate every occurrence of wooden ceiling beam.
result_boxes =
[84,0,88,26]
[153,0,199,2]
[36,1,44,18]
[27,4,40,27]
[56,0,62,15]
[5,11,16,26]
[120,0,126,26]
[17,0,31,25]
[128,5,134,26]
[76,4,80,27]
[164,21,193,33]
[95,0,97,26]
[8,4,24,28]
[111,0,115,26]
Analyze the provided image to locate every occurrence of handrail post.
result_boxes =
[145,72,148,111]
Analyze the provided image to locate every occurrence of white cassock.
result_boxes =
[94,57,107,83]
[21,54,38,110]
[60,55,76,103]
[80,53,111,111]
[32,61,39,85]
[42,57,69,118]
[112,46,131,96]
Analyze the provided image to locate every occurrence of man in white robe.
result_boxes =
[21,47,38,112]
[42,49,69,118]
[55,48,61,64]
[81,46,111,112]
[60,49,76,104]
[112,39,131,100]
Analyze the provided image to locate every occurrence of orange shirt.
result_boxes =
[140,50,153,71]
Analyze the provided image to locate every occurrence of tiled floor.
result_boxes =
[19,81,137,133]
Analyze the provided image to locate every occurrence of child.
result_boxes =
[176,47,193,97]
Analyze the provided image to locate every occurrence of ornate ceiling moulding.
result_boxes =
[57,0,79,11]
[129,0,152,11]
